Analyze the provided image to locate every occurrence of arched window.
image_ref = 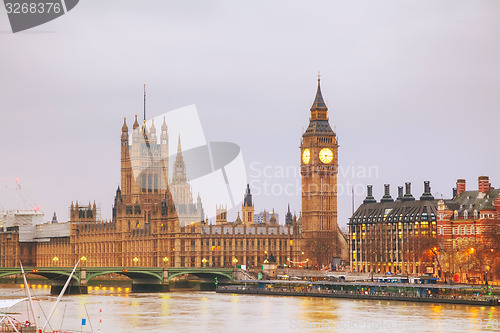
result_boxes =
[464,210,468,219]
[142,174,146,193]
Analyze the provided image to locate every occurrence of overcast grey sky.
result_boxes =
[0,0,499,227]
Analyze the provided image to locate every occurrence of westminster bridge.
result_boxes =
[0,266,242,294]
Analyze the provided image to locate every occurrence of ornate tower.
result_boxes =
[121,117,131,196]
[300,75,340,266]
[242,184,254,225]
[170,137,193,210]
[285,204,293,226]
[160,117,169,192]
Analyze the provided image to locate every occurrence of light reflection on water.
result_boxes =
[0,286,498,332]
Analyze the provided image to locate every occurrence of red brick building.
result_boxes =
[437,176,500,282]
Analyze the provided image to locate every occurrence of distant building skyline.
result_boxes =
[1,1,499,229]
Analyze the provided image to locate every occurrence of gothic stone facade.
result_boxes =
[300,77,347,266]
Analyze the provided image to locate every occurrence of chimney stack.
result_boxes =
[420,181,434,201]
[363,185,377,204]
[456,179,466,196]
[380,184,394,203]
[397,186,404,201]
[478,176,490,194]
[403,182,415,201]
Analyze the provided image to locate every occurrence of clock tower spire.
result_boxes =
[300,75,343,267]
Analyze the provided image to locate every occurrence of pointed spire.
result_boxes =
[143,83,146,123]
[269,209,277,225]
[133,114,139,130]
[244,184,252,207]
[285,204,293,226]
[177,135,182,154]
[310,72,327,111]
[172,135,186,182]
[122,117,128,133]
[161,116,168,130]
[149,119,157,142]
[235,212,242,224]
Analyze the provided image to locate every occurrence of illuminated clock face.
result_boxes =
[302,149,311,164]
[319,148,333,164]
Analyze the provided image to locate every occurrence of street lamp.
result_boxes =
[52,256,59,267]
[133,257,139,266]
[80,256,87,268]
[163,257,169,268]
[232,258,238,268]
[306,258,309,270]
[202,258,207,268]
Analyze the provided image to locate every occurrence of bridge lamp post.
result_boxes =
[232,258,238,268]
[133,257,139,267]
[202,258,207,268]
[163,257,169,268]
[52,256,59,267]
[80,256,87,268]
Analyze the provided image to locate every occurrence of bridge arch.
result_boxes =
[86,270,163,283]
[0,270,80,284]
[167,271,233,283]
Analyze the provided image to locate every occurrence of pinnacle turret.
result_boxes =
[310,75,327,111]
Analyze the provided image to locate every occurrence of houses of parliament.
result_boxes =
[0,79,348,270]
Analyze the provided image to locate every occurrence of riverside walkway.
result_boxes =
[216,280,499,306]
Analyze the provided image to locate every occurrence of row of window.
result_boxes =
[437,226,476,235]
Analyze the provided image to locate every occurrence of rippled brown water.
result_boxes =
[1,285,498,332]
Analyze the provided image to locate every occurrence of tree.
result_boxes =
[409,232,439,275]
[305,231,338,268]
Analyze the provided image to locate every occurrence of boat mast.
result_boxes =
[20,262,38,329]
[42,259,80,332]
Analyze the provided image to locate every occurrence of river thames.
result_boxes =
[1,285,498,332]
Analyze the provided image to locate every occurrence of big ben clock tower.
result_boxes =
[300,75,340,267]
